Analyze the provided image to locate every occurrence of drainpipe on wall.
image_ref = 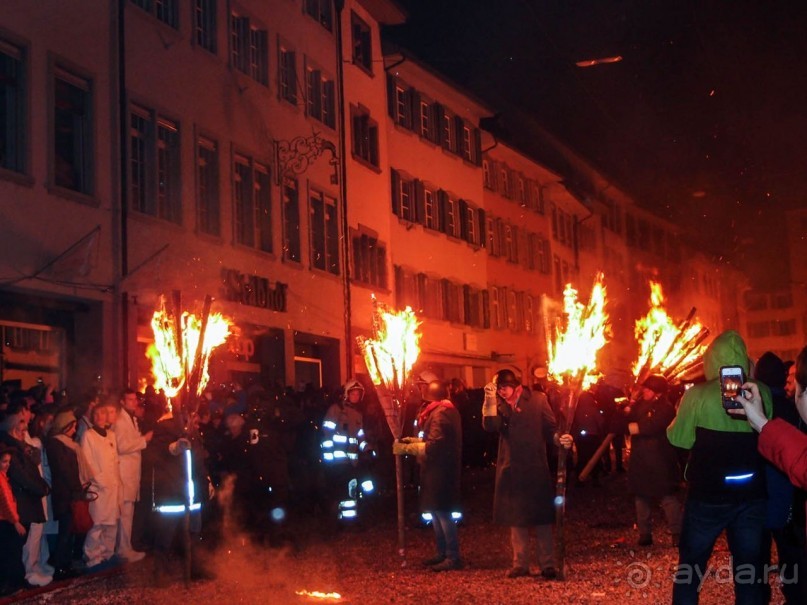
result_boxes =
[334,0,352,379]
[116,0,130,388]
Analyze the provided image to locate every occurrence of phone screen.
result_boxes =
[720,366,745,410]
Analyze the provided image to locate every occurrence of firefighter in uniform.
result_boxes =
[320,378,374,522]
[149,398,211,586]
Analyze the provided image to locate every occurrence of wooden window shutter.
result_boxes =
[414,179,425,224]
[437,189,448,234]
[473,128,482,165]
[458,199,469,241]
[391,169,400,216]
[386,74,397,118]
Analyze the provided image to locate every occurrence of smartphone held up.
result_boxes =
[719,365,746,415]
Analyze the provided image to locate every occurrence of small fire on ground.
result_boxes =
[295,589,343,601]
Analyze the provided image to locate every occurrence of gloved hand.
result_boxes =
[482,382,498,417]
[169,437,192,455]
[392,439,426,458]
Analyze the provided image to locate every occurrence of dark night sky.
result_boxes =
[388,0,807,287]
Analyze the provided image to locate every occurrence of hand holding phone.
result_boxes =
[720,365,746,414]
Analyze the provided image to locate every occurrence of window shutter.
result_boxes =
[482,289,490,329]
[414,179,425,224]
[458,199,469,241]
[394,265,404,306]
[288,51,297,103]
[386,74,396,118]
[437,189,448,234]
[463,285,471,326]
[477,208,486,247]
[453,115,464,155]
[433,103,445,146]
[391,169,400,216]
[511,225,519,263]
[409,89,421,133]
[473,128,482,165]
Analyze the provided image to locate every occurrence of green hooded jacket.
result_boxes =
[667,330,773,502]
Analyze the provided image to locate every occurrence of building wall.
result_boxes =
[0,1,118,394]
[0,0,745,395]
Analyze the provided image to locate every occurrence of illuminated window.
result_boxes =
[352,232,386,288]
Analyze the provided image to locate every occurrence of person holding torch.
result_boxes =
[393,379,463,571]
[482,369,573,580]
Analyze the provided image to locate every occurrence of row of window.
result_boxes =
[0,41,95,196]
[747,319,797,339]
[386,75,482,165]
[131,0,373,84]
[486,216,552,274]
[130,102,340,274]
[394,266,540,333]
[483,158,547,215]
[745,291,794,311]
[391,168,484,246]
[550,204,576,249]
[625,214,682,262]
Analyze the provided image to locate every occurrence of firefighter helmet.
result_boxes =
[343,378,365,399]
[415,370,439,385]
[423,380,449,402]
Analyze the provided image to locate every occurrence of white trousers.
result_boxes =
[84,523,118,567]
[23,522,54,579]
[116,500,136,555]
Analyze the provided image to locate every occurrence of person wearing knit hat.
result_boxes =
[46,409,91,579]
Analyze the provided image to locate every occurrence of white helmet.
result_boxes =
[343,378,365,398]
[415,370,438,385]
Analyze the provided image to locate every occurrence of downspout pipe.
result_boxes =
[334,0,352,379]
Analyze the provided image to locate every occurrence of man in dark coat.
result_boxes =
[394,379,462,571]
[623,374,681,546]
[481,369,573,579]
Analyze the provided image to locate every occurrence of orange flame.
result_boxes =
[356,298,421,392]
[547,273,610,390]
[632,281,707,380]
[146,296,232,398]
[295,590,342,601]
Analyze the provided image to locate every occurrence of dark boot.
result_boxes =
[152,553,170,588]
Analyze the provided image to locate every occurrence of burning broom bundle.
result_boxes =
[545,272,610,579]
[356,295,421,564]
[632,281,710,386]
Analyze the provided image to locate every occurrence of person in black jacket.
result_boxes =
[0,411,50,587]
[623,375,681,546]
[393,380,463,571]
[45,410,86,579]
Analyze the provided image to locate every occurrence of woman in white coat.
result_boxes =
[80,401,122,568]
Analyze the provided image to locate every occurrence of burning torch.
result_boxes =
[147,291,232,585]
[578,281,710,482]
[356,296,421,566]
[546,273,610,580]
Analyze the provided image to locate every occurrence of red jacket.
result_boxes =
[0,471,20,524]
[758,418,807,491]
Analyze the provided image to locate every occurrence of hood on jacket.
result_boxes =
[702,330,750,381]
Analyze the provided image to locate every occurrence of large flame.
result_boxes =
[356,298,421,392]
[632,281,708,382]
[547,273,610,390]
[146,296,232,398]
